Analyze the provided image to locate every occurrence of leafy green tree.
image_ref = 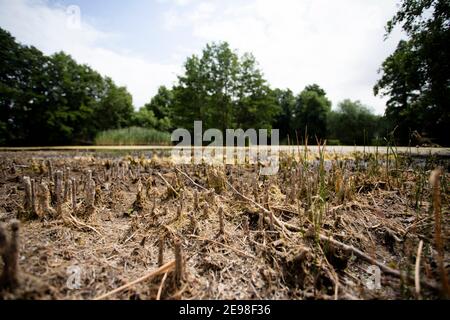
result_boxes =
[172,54,208,132]
[234,53,277,130]
[374,40,424,143]
[375,0,450,145]
[202,42,239,132]
[0,28,50,145]
[304,84,327,97]
[133,108,158,128]
[94,78,134,132]
[328,100,382,145]
[43,52,103,144]
[293,85,332,140]
[142,86,174,131]
[172,42,278,135]
[0,28,135,146]
[273,89,295,142]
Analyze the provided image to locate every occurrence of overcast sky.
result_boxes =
[0,0,405,113]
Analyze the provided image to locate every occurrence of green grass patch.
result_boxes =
[327,139,341,146]
[95,127,171,146]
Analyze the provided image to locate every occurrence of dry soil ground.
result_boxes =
[0,149,448,300]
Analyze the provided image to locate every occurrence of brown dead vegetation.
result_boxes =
[0,149,448,300]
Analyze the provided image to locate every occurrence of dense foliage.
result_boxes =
[0,28,134,145]
[151,43,384,145]
[374,0,450,146]
[328,100,384,146]
[169,43,278,134]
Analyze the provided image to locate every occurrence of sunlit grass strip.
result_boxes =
[94,127,171,146]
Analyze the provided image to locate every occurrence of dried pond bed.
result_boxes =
[0,150,448,300]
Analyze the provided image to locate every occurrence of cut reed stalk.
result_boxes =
[174,238,184,287]
[55,171,63,217]
[429,168,449,297]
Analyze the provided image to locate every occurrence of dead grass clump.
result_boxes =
[206,166,226,194]
[160,173,182,199]
[0,149,447,300]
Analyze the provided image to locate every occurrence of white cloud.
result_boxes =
[158,0,195,6]
[0,0,179,108]
[163,0,404,114]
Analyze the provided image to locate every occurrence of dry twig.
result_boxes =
[94,260,175,300]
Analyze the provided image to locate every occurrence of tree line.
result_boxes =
[1,0,448,146]
[0,28,135,146]
[0,29,384,146]
[135,42,387,146]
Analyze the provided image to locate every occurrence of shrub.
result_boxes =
[94,127,171,146]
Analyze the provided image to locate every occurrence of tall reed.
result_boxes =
[95,127,171,146]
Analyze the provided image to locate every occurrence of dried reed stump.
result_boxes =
[85,177,96,216]
[37,183,56,218]
[174,238,184,287]
[0,220,21,290]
